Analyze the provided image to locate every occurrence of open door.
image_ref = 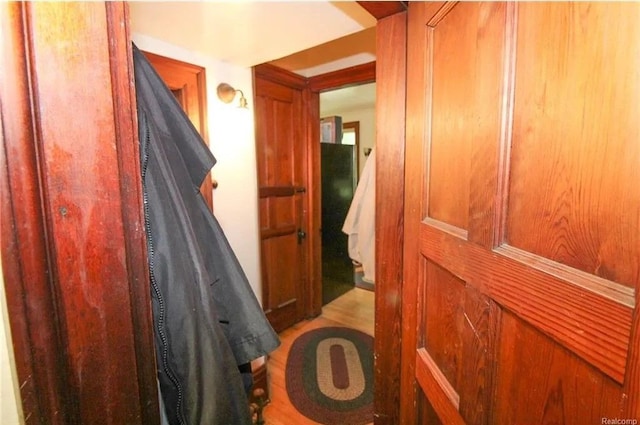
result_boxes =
[402,2,640,423]
[253,65,311,332]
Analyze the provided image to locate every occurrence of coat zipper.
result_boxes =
[140,115,186,425]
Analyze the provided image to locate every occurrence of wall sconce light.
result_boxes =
[217,82,248,109]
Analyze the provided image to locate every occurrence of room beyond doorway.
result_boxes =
[319,82,376,305]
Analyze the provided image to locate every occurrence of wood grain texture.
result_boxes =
[429,2,504,231]
[254,66,308,331]
[421,224,633,383]
[302,87,322,318]
[105,4,160,423]
[494,311,626,424]
[374,11,406,425]
[417,390,443,425]
[423,261,465,390]
[415,349,464,425]
[458,286,500,425]
[1,2,158,423]
[0,3,70,422]
[308,61,375,92]
[422,261,498,425]
[507,2,640,289]
[402,3,445,424]
[28,3,149,422]
[405,1,640,423]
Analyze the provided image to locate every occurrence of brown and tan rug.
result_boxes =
[285,327,374,425]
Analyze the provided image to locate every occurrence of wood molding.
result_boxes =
[0,2,158,423]
[308,61,375,92]
[343,121,361,174]
[303,87,323,318]
[254,63,307,90]
[401,4,443,424]
[357,1,408,20]
[420,223,633,383]
[0,3,70,422]
[415,349,465,425]
[106,4,160,423]
[374,11,406,425]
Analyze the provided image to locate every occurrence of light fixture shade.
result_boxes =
[217,82,249,108]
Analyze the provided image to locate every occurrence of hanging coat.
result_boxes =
[133,44,280,425]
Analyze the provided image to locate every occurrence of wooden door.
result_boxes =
[402,2,640,424]
[142,51,214,210]
[254,65,310,332]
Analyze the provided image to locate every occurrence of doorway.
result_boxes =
[319,83,376,305]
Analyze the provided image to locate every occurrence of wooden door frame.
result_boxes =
[342,121,360,175]
[1,2,159,423]
[306,60,376,318]
[313,7,408,425]
[140,51,214,210]
[305,7,407,424]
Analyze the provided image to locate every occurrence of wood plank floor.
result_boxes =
[261,288,375,425]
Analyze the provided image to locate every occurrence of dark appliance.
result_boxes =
[321,143,356,304]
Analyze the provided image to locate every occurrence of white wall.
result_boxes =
[321,106,376,177]
[0,261,24,425]
[132,34,263,302]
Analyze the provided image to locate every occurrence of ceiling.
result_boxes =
[129,1,378,113]
[320,82,376,116]
[129,1,376,70]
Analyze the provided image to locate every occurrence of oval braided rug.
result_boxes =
[285,327,374,425]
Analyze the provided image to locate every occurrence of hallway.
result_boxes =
[262,288,375,425]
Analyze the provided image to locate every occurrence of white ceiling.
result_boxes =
[130,1,377,113]
[129,1,376,68]
[320,82,376,116]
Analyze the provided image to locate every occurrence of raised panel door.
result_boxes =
[402,2,640,424]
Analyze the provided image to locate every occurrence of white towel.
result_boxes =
[342,148,376,283]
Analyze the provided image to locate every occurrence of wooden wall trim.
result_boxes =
[415,348,465,425]
[302,87,323,317]
[106,4,161,423]
[0,3,70,422]
[357,1,408,20]
[374,11,406,425]
[254,63,307,90]
[1,2,159,423]
[308,61,376,92]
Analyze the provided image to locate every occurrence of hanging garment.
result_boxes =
[133,44,280,425]
[342,148,376,284]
